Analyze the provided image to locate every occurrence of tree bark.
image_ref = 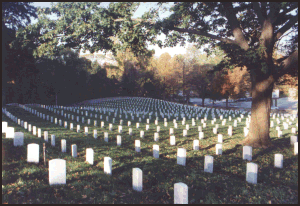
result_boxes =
[202,97,205,107]
[242,69,274,148]
[226,98,228,108]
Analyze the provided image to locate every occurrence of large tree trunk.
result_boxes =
[202,97,205,107]
[242,70,274,148]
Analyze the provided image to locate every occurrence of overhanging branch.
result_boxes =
[222,2,250,51]
[274,15,298,42]
[274,50,298,80]
[252,2,265,26]
[171,27,236,44]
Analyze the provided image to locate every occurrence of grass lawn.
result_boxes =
[2,100,298,204]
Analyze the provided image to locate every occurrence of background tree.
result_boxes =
[227,67,251,99]
[156,52,173,99]
[2,2,38,105]
[190,64,215,106]
[212,70,234,107]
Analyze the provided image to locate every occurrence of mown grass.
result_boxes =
[2,103,298,204]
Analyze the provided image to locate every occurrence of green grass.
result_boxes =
[2,102,298,204]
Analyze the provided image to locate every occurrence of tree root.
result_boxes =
[241,136,273,149]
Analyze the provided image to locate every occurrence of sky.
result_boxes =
[31,2,190,58]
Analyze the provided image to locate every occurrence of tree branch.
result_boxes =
[277,3,298,20]
[252,2,265,26]
[267,2,281,24]
[171,27,236,45]
[274,15,298,42]
[274,50,298,80]
[222,2,249,51]
[260,2,268,18]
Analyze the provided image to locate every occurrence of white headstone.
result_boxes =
[32,126,37,136]
[243,146,252,161]
[6,127,14,138]
[93,129,97,138]
[174,123,178,129]
[246,162,258,184]
[27,143,39,163]
[244,127,249,137]
[157,126,160,132]
[77,125,80,133]
[199,132,204,139]
[204,155,213,173]
[174,182,188,204]
[198,126,202,132]
[132,168,143,192]
[118,125,122,133]
[38,128,42,138]
[277,130,282,138]
[154,132,159,142]
[86,148,94,165]
[218,134,223,143]
[295,142,298,155]
[14,132,24,146]
[51,134,55,146]
[193,140,199,150]
[104,157,112,175]
[153,144,159,158]
[183,129,187,137]
[61,139,66,153]
[84,127,88,136]
[177,148,186,166]
[117,135,122,146]
[49,159,66,185]
[290,136,297,145]
[72,144,77,157]
[135,140,141,152]
[228,127,232,136]
[104,132,108,142]
[140,131,144,138]
[2,121,7,133]
[216,144,222,155]
[274,154,283,168]
[170,135,176,145]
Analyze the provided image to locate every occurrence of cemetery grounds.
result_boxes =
[2,97,298,204]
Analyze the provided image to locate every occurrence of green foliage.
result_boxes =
[2,2,37,30]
